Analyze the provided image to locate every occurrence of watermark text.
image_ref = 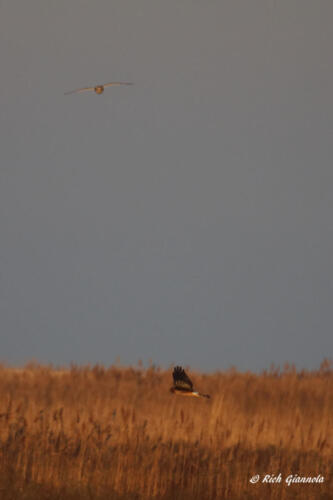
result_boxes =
[249,473,324,486]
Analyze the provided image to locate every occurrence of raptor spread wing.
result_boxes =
[173,366,193,391]
[103,82,133,87]
[64,87,94,95]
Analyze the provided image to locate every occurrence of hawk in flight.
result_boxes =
[64,81,133,95]
[170,366,210,399]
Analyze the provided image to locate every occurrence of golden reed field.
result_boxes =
[0,361,331,500]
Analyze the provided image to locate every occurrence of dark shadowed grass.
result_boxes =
[0,362,331,499]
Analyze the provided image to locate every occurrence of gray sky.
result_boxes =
[1,1,332,372]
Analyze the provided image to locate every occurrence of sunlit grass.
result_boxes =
[0,361,331,499]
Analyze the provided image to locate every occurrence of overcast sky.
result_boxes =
[0,1,332,372]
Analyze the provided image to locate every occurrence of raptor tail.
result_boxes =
[198,392,210,399]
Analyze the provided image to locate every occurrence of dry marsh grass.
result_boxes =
[0,362,331,499]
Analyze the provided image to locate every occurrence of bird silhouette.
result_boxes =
[64,81,133,95]
[170,366,210,398]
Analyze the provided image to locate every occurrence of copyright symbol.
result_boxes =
[250,475,260,484]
